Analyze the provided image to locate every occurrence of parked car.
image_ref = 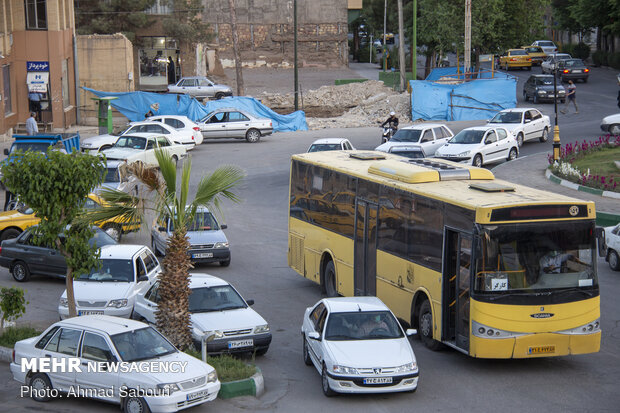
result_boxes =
[196,108,273,143]
[601,224,620,271]
[522,45,547,65]
[101,133,187,167]
[375,123,454,156]
[375,143,428,159]
[135,273,272,354]
[58,244,160,319]
[11,315,220,411]
[151,206,231,266]
[487,108,551,146]
[523,74,566,104]
[557,58,590,82]
[146,115,204,145]
[434,126,519,167]
[499,49,532,70]
[0,226,117,282]
[307,138,355,152]
[167,76,233,100]
[531,40,558,55]
[600,113,620,135]
[541,53,572,74]
[301,296,419,396]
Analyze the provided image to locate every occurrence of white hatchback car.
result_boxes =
[135,273,272,355]
[376,123,454,156]
[301,297,418,396]
[600,113,620,135]
[307,138,355,152]
[487,108,551,147]
[11,315,220,412]
[58,245,160,319]
[146,115,204,145]
[434,126,519,167]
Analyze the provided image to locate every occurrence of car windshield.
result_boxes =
[324,311,404,341]
[89,228,117,248]
[490,112,521,124]
[188,211,220,231]
[564,59,583,67]
[188,285,247,312]
[474,221,597,303]
[308,144,342,152]
[525,47,541,53]
[390,129,422,143]
[9,142,54,154]
[539,41,554,47]
[510,50,527,56]
[103,168,120,183]
[114,136,146,150]
[449,129,485,144]
[111,327,176,362]
[390,148,425,158]
[77,259,134,282]
[538,77,554,85]
[16,204,34,214]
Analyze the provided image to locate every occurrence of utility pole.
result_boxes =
[228,0,244,96]
[552,65,561,161]
[383,0,387,72]
[464,0,471,75]
[294,0,299,110]
[412,0,417,81]
[397,0,406,91]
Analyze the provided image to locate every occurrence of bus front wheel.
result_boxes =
[324,261,338,297]
[418,300,442,351]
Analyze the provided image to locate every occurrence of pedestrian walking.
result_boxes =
[25,112,39,135]
[561,80,578,114]
[28,91,41,119]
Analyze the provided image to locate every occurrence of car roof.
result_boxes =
[99,244,147,259]
[499,108,535,113]
[460,126,498,132]
[128,120,174,127]
[148,115,195,122]
[401,123,446,130]
[322,296,389,313]
[116,133,163,139]
[179,76,212,80]
[58,315,148,336]
[187,273,229,288]
[311,138,349,144]
[531,74,554,78]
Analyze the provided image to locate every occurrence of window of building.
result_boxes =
[3,65,12,115]
[62,59,70,108]
[25,0,47,30]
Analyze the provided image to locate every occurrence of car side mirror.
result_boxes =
[525,119,531,123]
[485,139,492,145]
[220,224,227,229]
[406,328,417,336]
[3,149,8,155]
[246,299,255,306]
[308,331,321,341]
[137,275,149,282]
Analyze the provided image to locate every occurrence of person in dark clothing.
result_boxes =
[382,111,399,129]
[145,110,154,119]
[168,57,176,84]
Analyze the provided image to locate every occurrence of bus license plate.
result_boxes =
[363,377,393,384]
[192,252,213,259]
[228,339,253,349]
[528,346,555,355]
[186,389,210,401]
[78,310,104,316]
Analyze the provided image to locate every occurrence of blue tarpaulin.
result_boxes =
[83,87,308,132]
[411,67,517,121]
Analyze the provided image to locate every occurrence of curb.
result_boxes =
[545,169,620,200]
[0,345,12,363]
[218,367,264,399]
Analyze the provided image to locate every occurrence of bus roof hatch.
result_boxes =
[367,158,494,183]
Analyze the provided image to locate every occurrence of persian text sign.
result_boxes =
[26,61,49,72]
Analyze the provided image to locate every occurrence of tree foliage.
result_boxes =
[0,287,27,334]
[75,0,156,43]
[162,0,213,46]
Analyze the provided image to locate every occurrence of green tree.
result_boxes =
[162,0,213,45]
[75,0,156,43]
[86,151,244,349]
[0,150,105,318]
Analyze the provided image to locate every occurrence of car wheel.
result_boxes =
[324,261,338,297]
[540,127,549,143]
[609,250,620,271]
[0,228,21,242]
[150,237,161,257]
[473,154,483,168]
[527,66,531,71]
[102,224,122,242]
[609,124,620,135]
[303,336,313,366]
[245,129,261,143]
[418,300,442,351]
[124,395,151,413]
[507,147,518,161]
[215,92,225,100]
[533,94,539,104]
[219,259,230,267]
[255,347,268,356]
[321,364,336,397]
[28,373,53,402]
[12,261,31,282]
[516,133,524,147]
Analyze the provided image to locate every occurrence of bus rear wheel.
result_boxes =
[324,261,338,297]
[418,300,442,351]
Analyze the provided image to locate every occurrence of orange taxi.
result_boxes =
[522,46,547,65]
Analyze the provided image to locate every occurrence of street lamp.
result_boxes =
[552,63,561,162]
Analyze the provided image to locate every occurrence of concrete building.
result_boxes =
[0,0,77,136]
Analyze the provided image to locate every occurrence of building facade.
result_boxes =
[0,0,77,135]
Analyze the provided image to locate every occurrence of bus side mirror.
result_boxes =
[595,227,606,257]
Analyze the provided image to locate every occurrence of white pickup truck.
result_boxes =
[101,133,187,167]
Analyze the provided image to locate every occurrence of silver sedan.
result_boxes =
[197,108,273,143]
[167,76,233,100]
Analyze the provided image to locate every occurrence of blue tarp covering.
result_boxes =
[83,87,308,132]
[411,67,516,121]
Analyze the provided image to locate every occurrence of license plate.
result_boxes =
[572,70,581,73]
[186,389,209,401]
[363,377,393,384]
[78,310,104,316]
[528,346,555,355]
[228,339,253,349]
[192,252,213,259]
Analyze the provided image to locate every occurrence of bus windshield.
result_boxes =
[474,221,597,299]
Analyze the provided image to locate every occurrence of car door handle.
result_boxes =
[44,354,52,358]
[49,251,56,255]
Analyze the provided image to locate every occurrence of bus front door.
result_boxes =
[442,229,472,352]
[354,200,378,296]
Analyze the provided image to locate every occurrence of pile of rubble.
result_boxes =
[260,80,412,130]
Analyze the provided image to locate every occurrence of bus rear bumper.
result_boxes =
[470,331,601,358]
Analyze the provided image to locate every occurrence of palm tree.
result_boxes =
[86,150,244,349]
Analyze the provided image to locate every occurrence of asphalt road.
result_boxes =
[0,66,619,412]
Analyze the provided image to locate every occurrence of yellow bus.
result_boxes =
[288,151,600,358]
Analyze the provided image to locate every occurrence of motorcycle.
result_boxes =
[381,126,396,143]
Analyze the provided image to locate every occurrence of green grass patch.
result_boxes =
[334,79,368,85]
[571,147,620,180]
[185,350,256,382]
[0,326,40,347]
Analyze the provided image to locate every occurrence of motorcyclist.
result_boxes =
[382,111,399,130]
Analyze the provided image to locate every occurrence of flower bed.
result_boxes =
[548,135,620,193]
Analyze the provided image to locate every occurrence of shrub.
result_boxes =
[184,350,257,382]
[592,50,608,66]
[608,52,620,70]
[560,43,574,56]
[0,326,40,348]
[0,287,27,334]
[572,42,591,60]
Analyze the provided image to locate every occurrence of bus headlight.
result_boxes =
[472,320,526,339]
[557,319,601,335]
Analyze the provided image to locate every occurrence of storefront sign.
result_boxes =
[27,72,49,92]
[26,61,50,72]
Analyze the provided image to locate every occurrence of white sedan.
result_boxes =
[601,223,620,271]
[11,315,220,412]
[197,108,273,143]
[307,138,355,152]
[146,115,204,145]
[134,273,272,355]
[301,297,418,396]
[101,133,187,167]
[487,108,551,147]
[600,113,620,135]
[434,126,519,167]
[376,123,454,156]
